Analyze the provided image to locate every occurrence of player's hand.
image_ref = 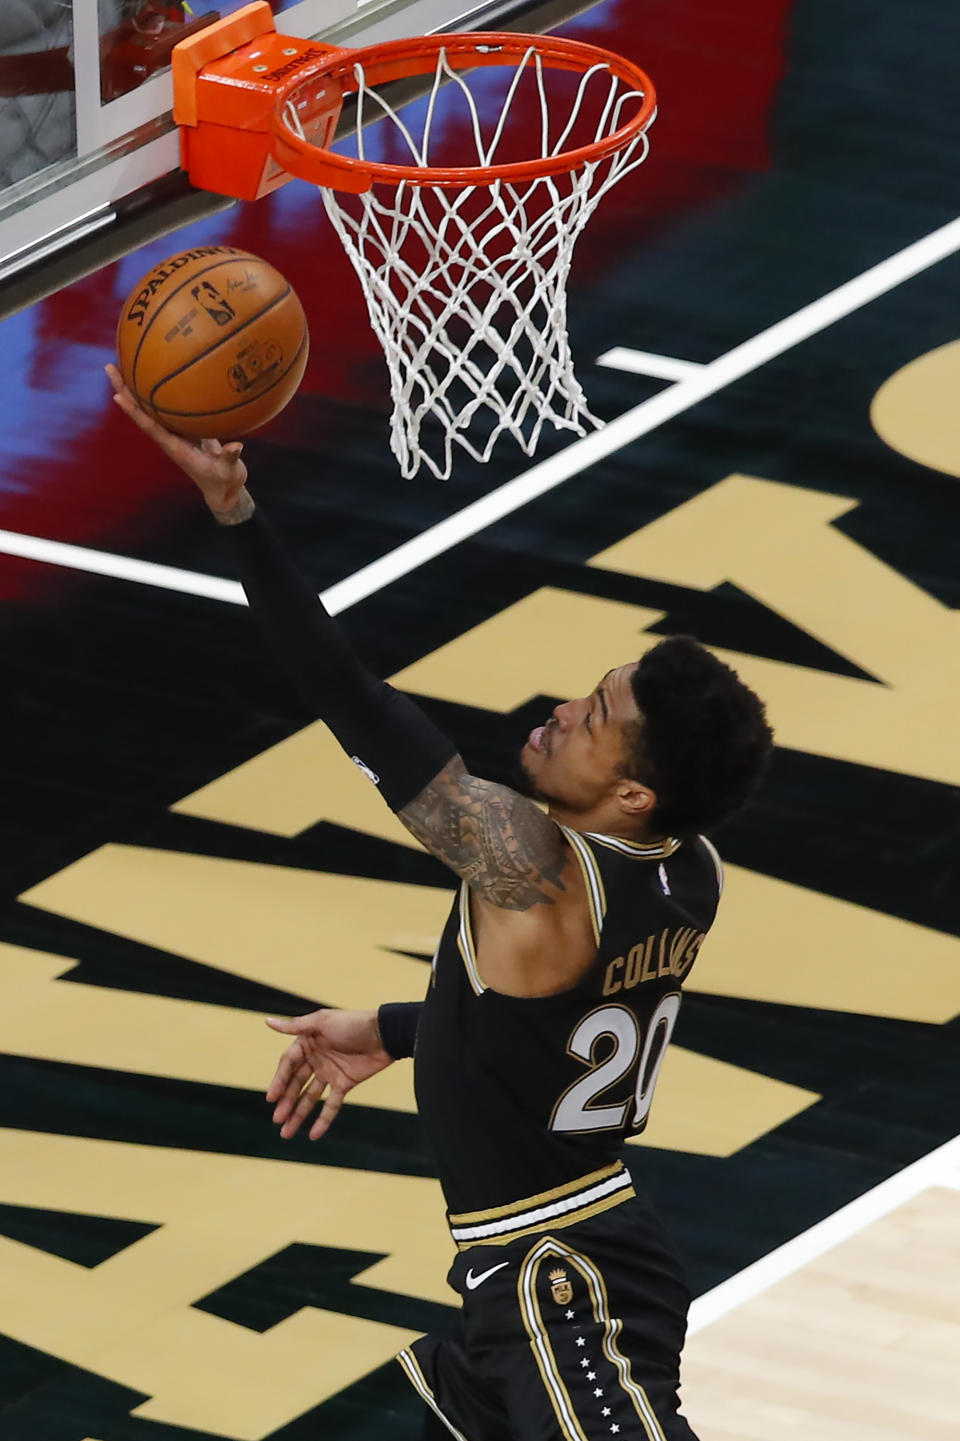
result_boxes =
[105,363,248,515]
[265,1008,394,1141]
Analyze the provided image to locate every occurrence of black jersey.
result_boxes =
[414,827,723,1217]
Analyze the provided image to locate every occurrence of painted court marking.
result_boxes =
[595,346,705,382]
[0,529,245,605]
[687,1131,960,1333]
[1,212,959,611]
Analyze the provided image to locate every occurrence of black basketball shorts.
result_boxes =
[398,1172,700,1441]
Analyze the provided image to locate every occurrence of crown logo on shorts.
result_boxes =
[549,1267,573,1305]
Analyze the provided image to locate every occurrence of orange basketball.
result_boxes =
[116,246,309,438]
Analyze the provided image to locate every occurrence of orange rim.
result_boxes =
[269,32,656,192]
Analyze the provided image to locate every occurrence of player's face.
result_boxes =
[519,663,643,813]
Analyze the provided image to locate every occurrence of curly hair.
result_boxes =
[626,636,773,837]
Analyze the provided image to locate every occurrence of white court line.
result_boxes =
[2,212,960,609]
[0,529,245,605]
[687,1131,960,1335]
[595,346,705,382]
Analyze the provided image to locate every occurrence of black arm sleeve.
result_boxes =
[377,1001,422,1060]
[222,508,457,813]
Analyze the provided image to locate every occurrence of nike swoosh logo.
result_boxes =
[464,1261,509,1290]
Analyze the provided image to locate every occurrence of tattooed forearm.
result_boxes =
[399,757,568,910]
[211,488,256,525]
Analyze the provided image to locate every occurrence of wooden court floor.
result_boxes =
[0,0,958,1438]
[683,1167,960,1441]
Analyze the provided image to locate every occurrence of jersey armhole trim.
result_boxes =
[560,827,606,945]
[699,834,724,899]
[457,882,487,996]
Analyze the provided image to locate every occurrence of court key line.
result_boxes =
[1,211,959,608]
[595,346,705,382]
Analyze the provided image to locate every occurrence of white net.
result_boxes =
[285,46,652,479]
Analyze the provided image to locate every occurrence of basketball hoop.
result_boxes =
[174,2,656,478]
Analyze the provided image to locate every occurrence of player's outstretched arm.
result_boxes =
[399,757,569,911]
[107,365,459,816]
[109,364,569,909]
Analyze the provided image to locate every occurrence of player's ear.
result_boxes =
[616,778,657,818]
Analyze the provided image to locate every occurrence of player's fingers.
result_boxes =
[308,1082,350,1141]
[105,362,139,405]
[271,1062,313,1123]
[105,365,150,423]
[111,387,148,424]
[266,1014,319,1037]
[266,1014,298,1033]
[199,438,223,457]
[279,1078,325,1140]
[265,1066,307,1118]
[265,1038,305,1101]
[267,1069,300,1108]
[105,364,204,464]
[110,385,189,458]
[223,442,244,457]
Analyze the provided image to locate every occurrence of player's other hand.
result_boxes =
[265,1008,394,1141]
[105,363,248,515]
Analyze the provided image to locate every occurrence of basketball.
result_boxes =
[116,246,309,438]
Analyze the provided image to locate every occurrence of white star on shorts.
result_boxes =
[602,1408,611,1417]
[594,1387,603,1397]
[575,1337,586,1346]
[580,1359,590,1369]
[586,1372,596,1381]
[610,1428,620,1436]
[565,1310,575,1319]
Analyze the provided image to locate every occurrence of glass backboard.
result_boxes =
[0,0,595,297]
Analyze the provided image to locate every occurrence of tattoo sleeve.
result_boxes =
[211,489,256,525]
[398,757,568,911]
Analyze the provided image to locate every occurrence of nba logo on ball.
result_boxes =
[549,1269,573,1305]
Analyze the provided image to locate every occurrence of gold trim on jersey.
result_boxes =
[457,881,486,996]
[584,831,683,860]
[518,1236,668,1441]
[449,1162,635,1250]
[560,826,606,944]
[397,1349,474,1441]
[699,833,725,895]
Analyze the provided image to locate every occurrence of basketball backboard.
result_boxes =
[0,0,598,307]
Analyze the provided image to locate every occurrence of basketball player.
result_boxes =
[107,363,773,1441]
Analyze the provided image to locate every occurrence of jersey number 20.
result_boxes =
[550,994,681,1133]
